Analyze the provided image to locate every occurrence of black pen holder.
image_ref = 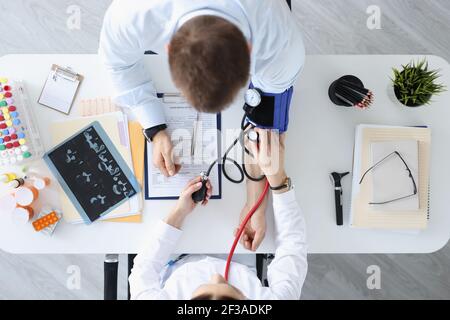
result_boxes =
[329,75,365,107]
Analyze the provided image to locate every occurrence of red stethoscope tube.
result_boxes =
[224,180,270,281]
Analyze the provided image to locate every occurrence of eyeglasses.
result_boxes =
[359,151,417,205]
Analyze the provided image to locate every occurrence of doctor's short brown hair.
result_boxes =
[169,15,250,113]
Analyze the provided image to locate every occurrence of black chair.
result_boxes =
[104,0,292,300]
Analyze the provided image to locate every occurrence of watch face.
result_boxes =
[245,89,261,107]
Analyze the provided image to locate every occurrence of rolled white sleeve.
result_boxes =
[250,0,305,93]
[266,190,308,300]
[128,220,183,300]
[98,4,166,129]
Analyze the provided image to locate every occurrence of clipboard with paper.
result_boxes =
[38,64,83,114]
[144,93,222,200]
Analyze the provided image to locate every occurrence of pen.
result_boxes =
[191,112,200,156]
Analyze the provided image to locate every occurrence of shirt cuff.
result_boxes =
[153,220,183,244]
[272,189,297,207]
[132,101,167,129]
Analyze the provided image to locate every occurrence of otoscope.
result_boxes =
[329,172,350,226]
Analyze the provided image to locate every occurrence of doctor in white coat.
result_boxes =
[99,0,305,251]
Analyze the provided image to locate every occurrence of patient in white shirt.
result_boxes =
[129,129,307,300]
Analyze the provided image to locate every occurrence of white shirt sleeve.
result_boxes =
[128,220,183,300]
[98,3,166,129]
[266,190,308,299]
[250,0,305,93]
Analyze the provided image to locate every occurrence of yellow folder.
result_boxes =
[77,98,145,223]
[50,113,142,223]
[103,121,144,223]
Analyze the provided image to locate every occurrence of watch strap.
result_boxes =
[270,177,291,191]
[143,124,167,142]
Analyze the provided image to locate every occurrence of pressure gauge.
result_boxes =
[244,88,262,108]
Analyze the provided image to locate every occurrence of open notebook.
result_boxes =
[350,125,431,230]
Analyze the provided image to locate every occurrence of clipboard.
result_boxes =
[38,64,83,114]
[144,93,222,200]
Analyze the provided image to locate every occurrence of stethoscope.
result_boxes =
[191,114,264,203]
[190,114,269,282]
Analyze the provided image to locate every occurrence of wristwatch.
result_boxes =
[143,124,167,142]
[270,176,293,191]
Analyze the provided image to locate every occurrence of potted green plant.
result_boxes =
[391,59,446,107]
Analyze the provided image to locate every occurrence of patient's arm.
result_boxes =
[236,140,269,252]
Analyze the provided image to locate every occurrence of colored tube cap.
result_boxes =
[12,119,20,125]
[4,92,12,98]
[0,101,6,107]
[8,106,16,112]
[23,151,31,158]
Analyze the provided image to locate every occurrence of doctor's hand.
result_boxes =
[152,130,181,177]
[164,177,212,229]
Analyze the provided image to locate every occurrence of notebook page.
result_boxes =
[146,102,220,199]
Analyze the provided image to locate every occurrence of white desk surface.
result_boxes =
[0,54,449,254]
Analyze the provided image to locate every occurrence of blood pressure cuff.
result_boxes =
[244,84,294,133]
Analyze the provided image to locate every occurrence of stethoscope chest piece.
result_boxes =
[247,129,259,143]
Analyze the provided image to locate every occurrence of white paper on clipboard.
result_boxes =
[38,64,83,114]
[145,95,221,200]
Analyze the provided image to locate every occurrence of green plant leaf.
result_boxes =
[392,58,447,105]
